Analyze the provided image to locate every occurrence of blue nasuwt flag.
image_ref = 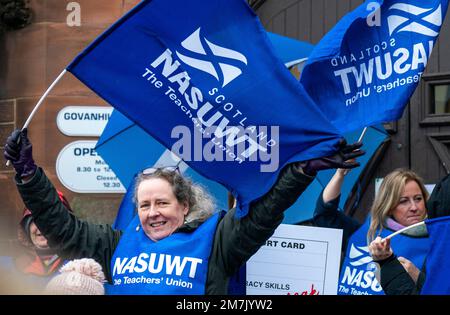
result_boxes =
[421,216,450,295]
[301,0,449,134]
[112,178,137,230]
[66,0,342,217]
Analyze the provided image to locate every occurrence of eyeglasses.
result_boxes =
[142,165,181,175]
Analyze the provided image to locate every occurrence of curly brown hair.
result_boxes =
[134,168,216,223]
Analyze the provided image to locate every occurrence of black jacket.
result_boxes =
[378,255,424,295]
[312,191,361,253]
[17,164,314,295]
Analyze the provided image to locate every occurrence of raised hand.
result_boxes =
[4,128,37,178]
[300,139,365,176]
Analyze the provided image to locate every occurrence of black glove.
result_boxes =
[4,128,37,178]
[300,139,365,176]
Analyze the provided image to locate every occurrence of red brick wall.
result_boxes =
[0,0,140,249]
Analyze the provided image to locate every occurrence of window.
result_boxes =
[420,73,450,126]
[432,84,450,114]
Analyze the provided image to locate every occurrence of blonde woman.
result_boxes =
[320,168,430,295]
[368,169,430,295]
[368,169,428,242]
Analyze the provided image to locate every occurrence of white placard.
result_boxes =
[56,140,126,193]
[56,106,113,136]
[246,224,343,295]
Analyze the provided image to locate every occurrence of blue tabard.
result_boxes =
[107,212,220,295]
[338,217,429,295]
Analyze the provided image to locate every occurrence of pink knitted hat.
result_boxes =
[45,258,105,295]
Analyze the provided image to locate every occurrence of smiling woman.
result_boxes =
[136,175,193,241]
[134,167,215,232]
[4,128,364,295]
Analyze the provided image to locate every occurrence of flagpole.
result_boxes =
[6,69,67,166]
[384,221,426,240]
[358,126,368,143]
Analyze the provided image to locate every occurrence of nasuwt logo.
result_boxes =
[387,3,443,37]
[339,244,382,294]
[113,253,202,278]
[348,244,373,267]
[331,1,441,99]
[175,27,248,87]
[143,27,275,168]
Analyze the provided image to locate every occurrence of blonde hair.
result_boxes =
[367,169,428,243]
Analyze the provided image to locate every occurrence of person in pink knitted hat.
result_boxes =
[45,258,105,295]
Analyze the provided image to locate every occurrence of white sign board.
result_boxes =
[246,224,343,295]
[56,140,126,193]
[56,106,112,136]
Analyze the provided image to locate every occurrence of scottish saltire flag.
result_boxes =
[67,0,342,217]
[301,0,449,133]
[421,216,450,294]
